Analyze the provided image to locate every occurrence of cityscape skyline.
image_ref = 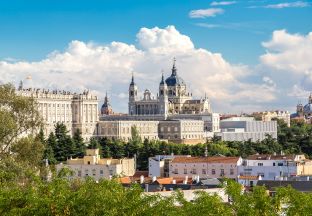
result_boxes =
[0,0,311,113]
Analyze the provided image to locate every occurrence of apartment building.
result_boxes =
[169,156,242,180]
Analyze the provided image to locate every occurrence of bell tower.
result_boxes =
[159,73,168,117]
[128,73,138,115]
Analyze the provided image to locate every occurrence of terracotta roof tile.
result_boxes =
[116,177,131,184]
[156,177,174,185]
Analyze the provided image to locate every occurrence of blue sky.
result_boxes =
[0,0,312,113]
[1,0,310,63]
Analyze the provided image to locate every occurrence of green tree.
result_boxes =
[72,129,85,157]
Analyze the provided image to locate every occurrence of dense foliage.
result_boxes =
[1,176,312,216]
[42,118,312,170]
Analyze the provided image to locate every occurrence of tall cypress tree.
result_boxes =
[72,129,85,158]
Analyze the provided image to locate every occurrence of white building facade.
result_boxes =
[169,156,243,180]
[238,154,312,186]
[216,117,277,142]
[17,87,99,140]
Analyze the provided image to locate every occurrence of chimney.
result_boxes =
[172,179,176,184]
[140,175,144,184]
[152,176,157,182]
[196,175,200,184]
[184,175,188,184]
[145,184,149,192]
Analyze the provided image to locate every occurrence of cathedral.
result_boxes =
[292,94,312,122]
[128,59,211,116]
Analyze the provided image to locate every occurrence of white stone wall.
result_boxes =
[17,89,99,140]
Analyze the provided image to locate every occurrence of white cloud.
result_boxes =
[189,8,224,18]
[0,25,277,113]
[260,29,312,74]
[265,1,309,8]
[211,1,236,6]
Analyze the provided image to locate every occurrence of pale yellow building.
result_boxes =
[56,149,135,181]
[260,110,290,127]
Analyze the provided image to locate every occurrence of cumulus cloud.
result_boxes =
[189,8,224,18]
[264,1,309,9]
[0,25,277,113]
[211,1,236,6]
[261,29,312,74]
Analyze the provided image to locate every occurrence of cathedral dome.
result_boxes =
[303,103,312,115]
[165,58,186,87]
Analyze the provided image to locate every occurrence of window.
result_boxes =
[202,169,206,175]
[160,127,164,132]
[273,162,275,166]
[174,169,178,174]
[100,170,104,175]
[174,127,178,132]
[92,169,96,176]
[278,162,283,166]
[88,161,91,165]
[258,163,263,166]
[78,170,81,177]
[230,169,234,175]
[220,169,225,176]
[168,127,171,132]
[211,169,216,175]
[258,173,265,177]
[192,169,197,174]
[85,169,89,176]
[184,169,187,174]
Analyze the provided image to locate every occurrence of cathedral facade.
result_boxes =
[128,60,211,117]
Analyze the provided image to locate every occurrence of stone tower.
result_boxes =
[159,73,169,117]
[128,74,138,115]
[297,102,304,117]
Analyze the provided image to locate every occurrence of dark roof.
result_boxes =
[257,180,312,192]
[172,156,240,164]
[247,154,298,160]
[165,74,186,86]
[165,60,186,87]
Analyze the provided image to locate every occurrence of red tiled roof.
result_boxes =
[156,177,174,185]
[132,171,149,178]
[116,177,131,184]
[171,156,240,164]
[239,175,259,180]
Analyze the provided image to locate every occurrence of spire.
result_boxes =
[160,70,165,85]
[130,72,135,85]
[171,57,177,76]
[104,91,108,104]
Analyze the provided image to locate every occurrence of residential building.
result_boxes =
[257,110,290,127]
[56,149,135,181]
[216,117,277,142]
[169,156,243,180]
[238,154,312,186]
[149,155,191,178]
